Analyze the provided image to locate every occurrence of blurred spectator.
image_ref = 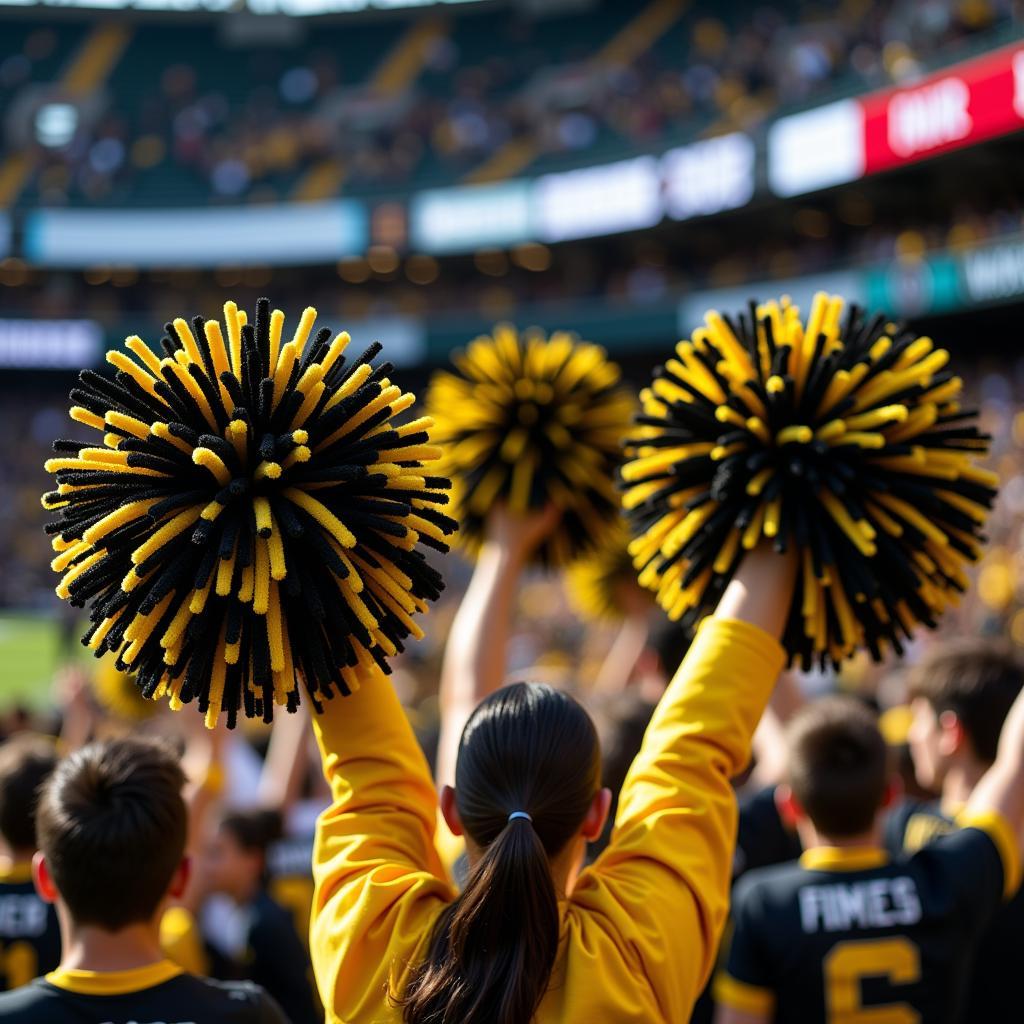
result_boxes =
[2,0,1017,206]
[199,808,320,1024]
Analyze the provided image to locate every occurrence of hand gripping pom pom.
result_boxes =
[621,293,997,669]
[427,324,634,567]
[42,299,457,727]
[566,520,643,624]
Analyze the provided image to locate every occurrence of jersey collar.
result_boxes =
[800,847,889,872]
[46,959,183,995]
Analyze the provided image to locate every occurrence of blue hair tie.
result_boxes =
[507,811,533,824]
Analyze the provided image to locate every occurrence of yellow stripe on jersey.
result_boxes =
[957,810,1022,900]
[713,973,776,1015]
[46,959,183,995]
[799,847,889,873]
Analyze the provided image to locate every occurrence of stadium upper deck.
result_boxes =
[0,0,1016,210]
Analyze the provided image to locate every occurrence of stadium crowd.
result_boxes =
[1,501,1024,1021]
[1,0,1023,1018]
[2,196,1022,345]
[0,353,1024,1020]
[2,0,1016,206]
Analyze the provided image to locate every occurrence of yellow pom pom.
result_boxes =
[623,293,996,669]
[44,299,457,727]
[428,325,634,567]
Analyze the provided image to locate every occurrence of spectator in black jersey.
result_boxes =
[714,694,1024,1024]
[892,639,1024,1021]
[0,735,60,990]
[0,737,288,1024]
[201,808,319,1024]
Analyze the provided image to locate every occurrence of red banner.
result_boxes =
[862,41,1024,174]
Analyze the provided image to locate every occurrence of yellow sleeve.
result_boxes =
[575,617,784,1020]
[310,671,455,1022]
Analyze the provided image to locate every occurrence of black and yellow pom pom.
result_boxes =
[566,520,641,623]
[427,324,634,566]
[43,299,456,727]
[622,293,997,669]
[92,655,158,723]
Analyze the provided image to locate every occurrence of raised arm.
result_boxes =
[592,606,651,695]
[309,668,452,1018]
[259,701,312,812]
[577,545,796,1020]
[749,671,804,789]
[712,544,795,634]
[434,504,558,788]
[961,678,1024,896]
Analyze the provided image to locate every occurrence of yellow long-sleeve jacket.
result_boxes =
[310,616,785,1023]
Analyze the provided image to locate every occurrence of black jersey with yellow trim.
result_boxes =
[0,863,60,991]
[203,890,319,1024]
[717,814,1017,1024]
[0,958,289,1023]
[882,797,957,855]
[691,786,804,1024]
[886,797,1024,1022]
[734,785,802,879]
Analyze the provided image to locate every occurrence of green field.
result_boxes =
[0,614,69,709]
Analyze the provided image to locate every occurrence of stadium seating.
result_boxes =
[2,0,1013,208]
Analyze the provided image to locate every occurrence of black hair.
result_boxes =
[400,682,601,1024]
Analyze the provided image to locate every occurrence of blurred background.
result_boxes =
[1,0,1023,717]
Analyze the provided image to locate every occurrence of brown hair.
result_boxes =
[217,807,283,880]
[400,683,601,1024]
[907,639,1023,764]
[0,735,58,854]
[36,737,186,930]
[787,697,888,837]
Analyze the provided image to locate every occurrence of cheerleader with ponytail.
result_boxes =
[309,525,796,1023]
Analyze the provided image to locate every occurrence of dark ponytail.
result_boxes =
[400,683,601,1024]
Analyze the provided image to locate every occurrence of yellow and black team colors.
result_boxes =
[0,863,60,991]
[308,605,787,1024]
[0,959,288,1023]
[886,799,1024,1022]
[717,818,1018,1023]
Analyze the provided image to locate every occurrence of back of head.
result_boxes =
[907,639,1023,764]
[402,682,601,1024]
[36,737,186,931]
[787,697,888,838]
[0,735,58,855]
[218,807,283,855]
